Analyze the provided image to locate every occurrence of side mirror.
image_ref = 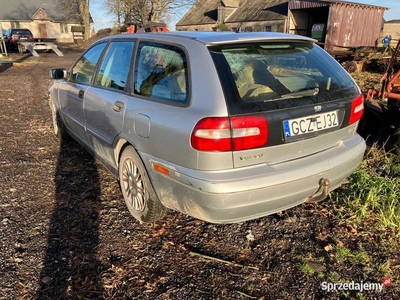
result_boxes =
[50,68,67,79]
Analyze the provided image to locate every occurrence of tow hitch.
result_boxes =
[305,178,331,203]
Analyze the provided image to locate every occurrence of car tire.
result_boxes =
[393,130,400,155]
[387,127,400,155]
[49,95,68,139]
[344,61,358,73]
[119,146,166,223]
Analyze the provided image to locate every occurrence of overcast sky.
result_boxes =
[91,0,400,31]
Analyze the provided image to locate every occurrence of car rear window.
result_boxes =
[209,41,359,114]
[12,29,32,35]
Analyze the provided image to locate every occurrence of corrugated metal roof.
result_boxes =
[0,0,74,22]
[290,0,388,10]
[317,0,387,9]
[289,0,329,9]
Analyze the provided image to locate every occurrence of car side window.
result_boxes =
[94,41,134,91]
[134,42,188,103]
[70,42,107,84]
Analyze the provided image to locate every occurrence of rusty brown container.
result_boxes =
[289,0,387,52]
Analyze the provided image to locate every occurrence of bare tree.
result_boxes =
[60,0,92,40]
[103,0,195,28]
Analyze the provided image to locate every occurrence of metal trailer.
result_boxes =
[359,40,400,155]
[0,38,7,57]
[320,42,399,74]
[17,38,63,57]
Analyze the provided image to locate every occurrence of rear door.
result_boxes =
[58,42,107,146]
[209,40,362,167]
[84,40,135,165]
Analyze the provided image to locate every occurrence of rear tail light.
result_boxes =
[349,94,364,124]
[28,36,35,41]
[191,116,268,151]
[11,36,18,41]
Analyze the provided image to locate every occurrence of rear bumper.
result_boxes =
[143,134,366,223]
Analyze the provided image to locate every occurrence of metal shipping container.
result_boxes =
[288,0,387,51]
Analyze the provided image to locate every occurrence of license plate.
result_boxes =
[283,110,339,138]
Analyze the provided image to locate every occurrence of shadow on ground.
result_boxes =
[37,137,106,299]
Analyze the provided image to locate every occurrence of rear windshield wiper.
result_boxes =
[263,87,319,102]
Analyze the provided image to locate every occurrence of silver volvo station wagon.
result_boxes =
[48,31,366,224]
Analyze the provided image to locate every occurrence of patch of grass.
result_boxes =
[356,294,366,300]
[298,253,326,276]
[0,54,40,65]
[327,271,341,282]
[331,245,352,263]
[352,248,370,265]
[298,263,315,275]
[373,260,391,275]
[332,146,400,234]
[330,244,371,266]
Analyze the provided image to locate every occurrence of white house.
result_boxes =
[0,0,83,43]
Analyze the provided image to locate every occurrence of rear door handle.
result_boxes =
[78,90,84,99]
[113,101,124,112]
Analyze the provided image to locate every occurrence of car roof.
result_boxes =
[9,28,32,32]
[96,31,315,46]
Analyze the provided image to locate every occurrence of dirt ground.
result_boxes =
[0,46,398,300]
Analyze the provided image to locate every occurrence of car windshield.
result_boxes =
[209,41,359,113]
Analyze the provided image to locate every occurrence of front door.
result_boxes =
[59,42,107,146]
[84,41,135,165]
[39,24,47,39]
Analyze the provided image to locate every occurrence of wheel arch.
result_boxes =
[48,87,60,109]
[114,138,130,167]
[114,139,159,190]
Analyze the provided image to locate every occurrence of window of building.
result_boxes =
[11,21,20,28]
[265,26,272,32]
[60,23,68,34]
